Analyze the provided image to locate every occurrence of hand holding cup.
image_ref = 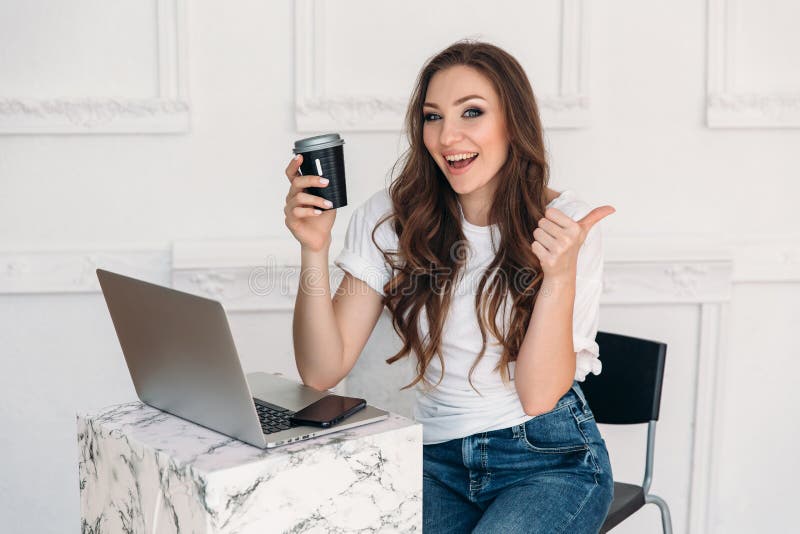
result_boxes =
[283,153,336,252]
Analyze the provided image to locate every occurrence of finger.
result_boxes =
[536,217,563,238]
[531,240,550,261]
[289,174,329,196]
[295,191,333,210]
[285,154,303,182]
[577,206,616,232]
[533,227,557,252]
[291,205,322,218]
[542,207,574,229]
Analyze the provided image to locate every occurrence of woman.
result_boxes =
[284,40,616,533]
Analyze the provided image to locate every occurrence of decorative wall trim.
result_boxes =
[601,261,732,304]
[0,250,170,294]
[2,234,798,295]
[688,302,729,534]
[170,237,347,312]
[293,0,591,131]
[707,0,800,128]
[0,0,189,134]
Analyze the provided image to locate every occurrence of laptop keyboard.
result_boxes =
[254,398,298,435]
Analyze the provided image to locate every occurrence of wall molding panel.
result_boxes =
[0,250,170,294]
[707,0,800,128]
[170,237,323,312]
[688,301,730,534]
[294,0,591,132]
[0,0,190,134]
[2,235,797,294]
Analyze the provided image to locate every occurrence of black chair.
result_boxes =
[579,331,673,533]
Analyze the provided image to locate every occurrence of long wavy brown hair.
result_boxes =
[374,39,552,395]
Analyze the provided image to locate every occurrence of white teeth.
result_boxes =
[445,152,478,162]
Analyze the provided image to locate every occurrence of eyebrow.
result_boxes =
[423,94,487,109]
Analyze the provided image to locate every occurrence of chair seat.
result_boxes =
[600,482,646,533]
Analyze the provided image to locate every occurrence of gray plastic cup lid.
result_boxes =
[293,133,344,153]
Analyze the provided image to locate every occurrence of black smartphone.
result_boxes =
[289,394,367,428]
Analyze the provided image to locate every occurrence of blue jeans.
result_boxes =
[422,381,613,533]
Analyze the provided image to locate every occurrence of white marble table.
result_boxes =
[77,400,422,533]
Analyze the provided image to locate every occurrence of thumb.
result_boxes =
[577,205,616,233]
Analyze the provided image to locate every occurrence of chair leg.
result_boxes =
[644,494,673,534]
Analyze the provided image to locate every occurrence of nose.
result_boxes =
[438,117,463,147]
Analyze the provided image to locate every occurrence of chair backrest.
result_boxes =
[579,331,667,425]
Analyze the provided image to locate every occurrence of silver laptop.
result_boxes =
[96,268,389,449]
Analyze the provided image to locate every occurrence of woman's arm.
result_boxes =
[293,245,384,391]
[285,154,385,391]
[514,274,577,415]
[514,204,614,414]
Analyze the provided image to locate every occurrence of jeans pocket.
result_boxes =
[519,401,590,454]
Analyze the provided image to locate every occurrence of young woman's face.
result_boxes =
[422,65,509,197]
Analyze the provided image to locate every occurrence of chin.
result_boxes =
[443,174,492,197]
[443,177,471,194]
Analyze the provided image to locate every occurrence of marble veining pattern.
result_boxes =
[78,401,422,533]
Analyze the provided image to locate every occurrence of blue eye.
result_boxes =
[422,108,483,122]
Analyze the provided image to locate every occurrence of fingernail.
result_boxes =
[313,209,322,215]
[294,154,301,160]
[319,177,329,185]
[324,200,333,208]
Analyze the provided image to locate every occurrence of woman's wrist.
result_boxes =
[298,243,331,299]
[539,272,577,296]
[300,237,331,258]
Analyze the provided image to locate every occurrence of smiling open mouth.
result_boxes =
[447,154,479,170]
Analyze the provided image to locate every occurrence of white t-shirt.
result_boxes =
[333,187,605,445]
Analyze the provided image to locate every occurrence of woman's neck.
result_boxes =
[457,181,498,227]
[459,196,492,227]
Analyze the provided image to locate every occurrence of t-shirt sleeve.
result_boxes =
[572,219,605,382]
[333,189,395,297]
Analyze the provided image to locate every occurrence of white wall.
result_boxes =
[1,1,798,532]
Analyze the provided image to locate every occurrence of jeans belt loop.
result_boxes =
[572,381,588,412]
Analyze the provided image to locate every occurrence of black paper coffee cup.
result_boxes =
[292,133,347,209]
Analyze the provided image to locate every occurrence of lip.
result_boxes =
[444,154,478,175]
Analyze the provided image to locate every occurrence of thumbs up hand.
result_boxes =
[531,205,616,282]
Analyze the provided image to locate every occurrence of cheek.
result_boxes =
[480,124,505,148]
[422,127,435,152]
[480,130,508,163]
[422,132,441,165]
